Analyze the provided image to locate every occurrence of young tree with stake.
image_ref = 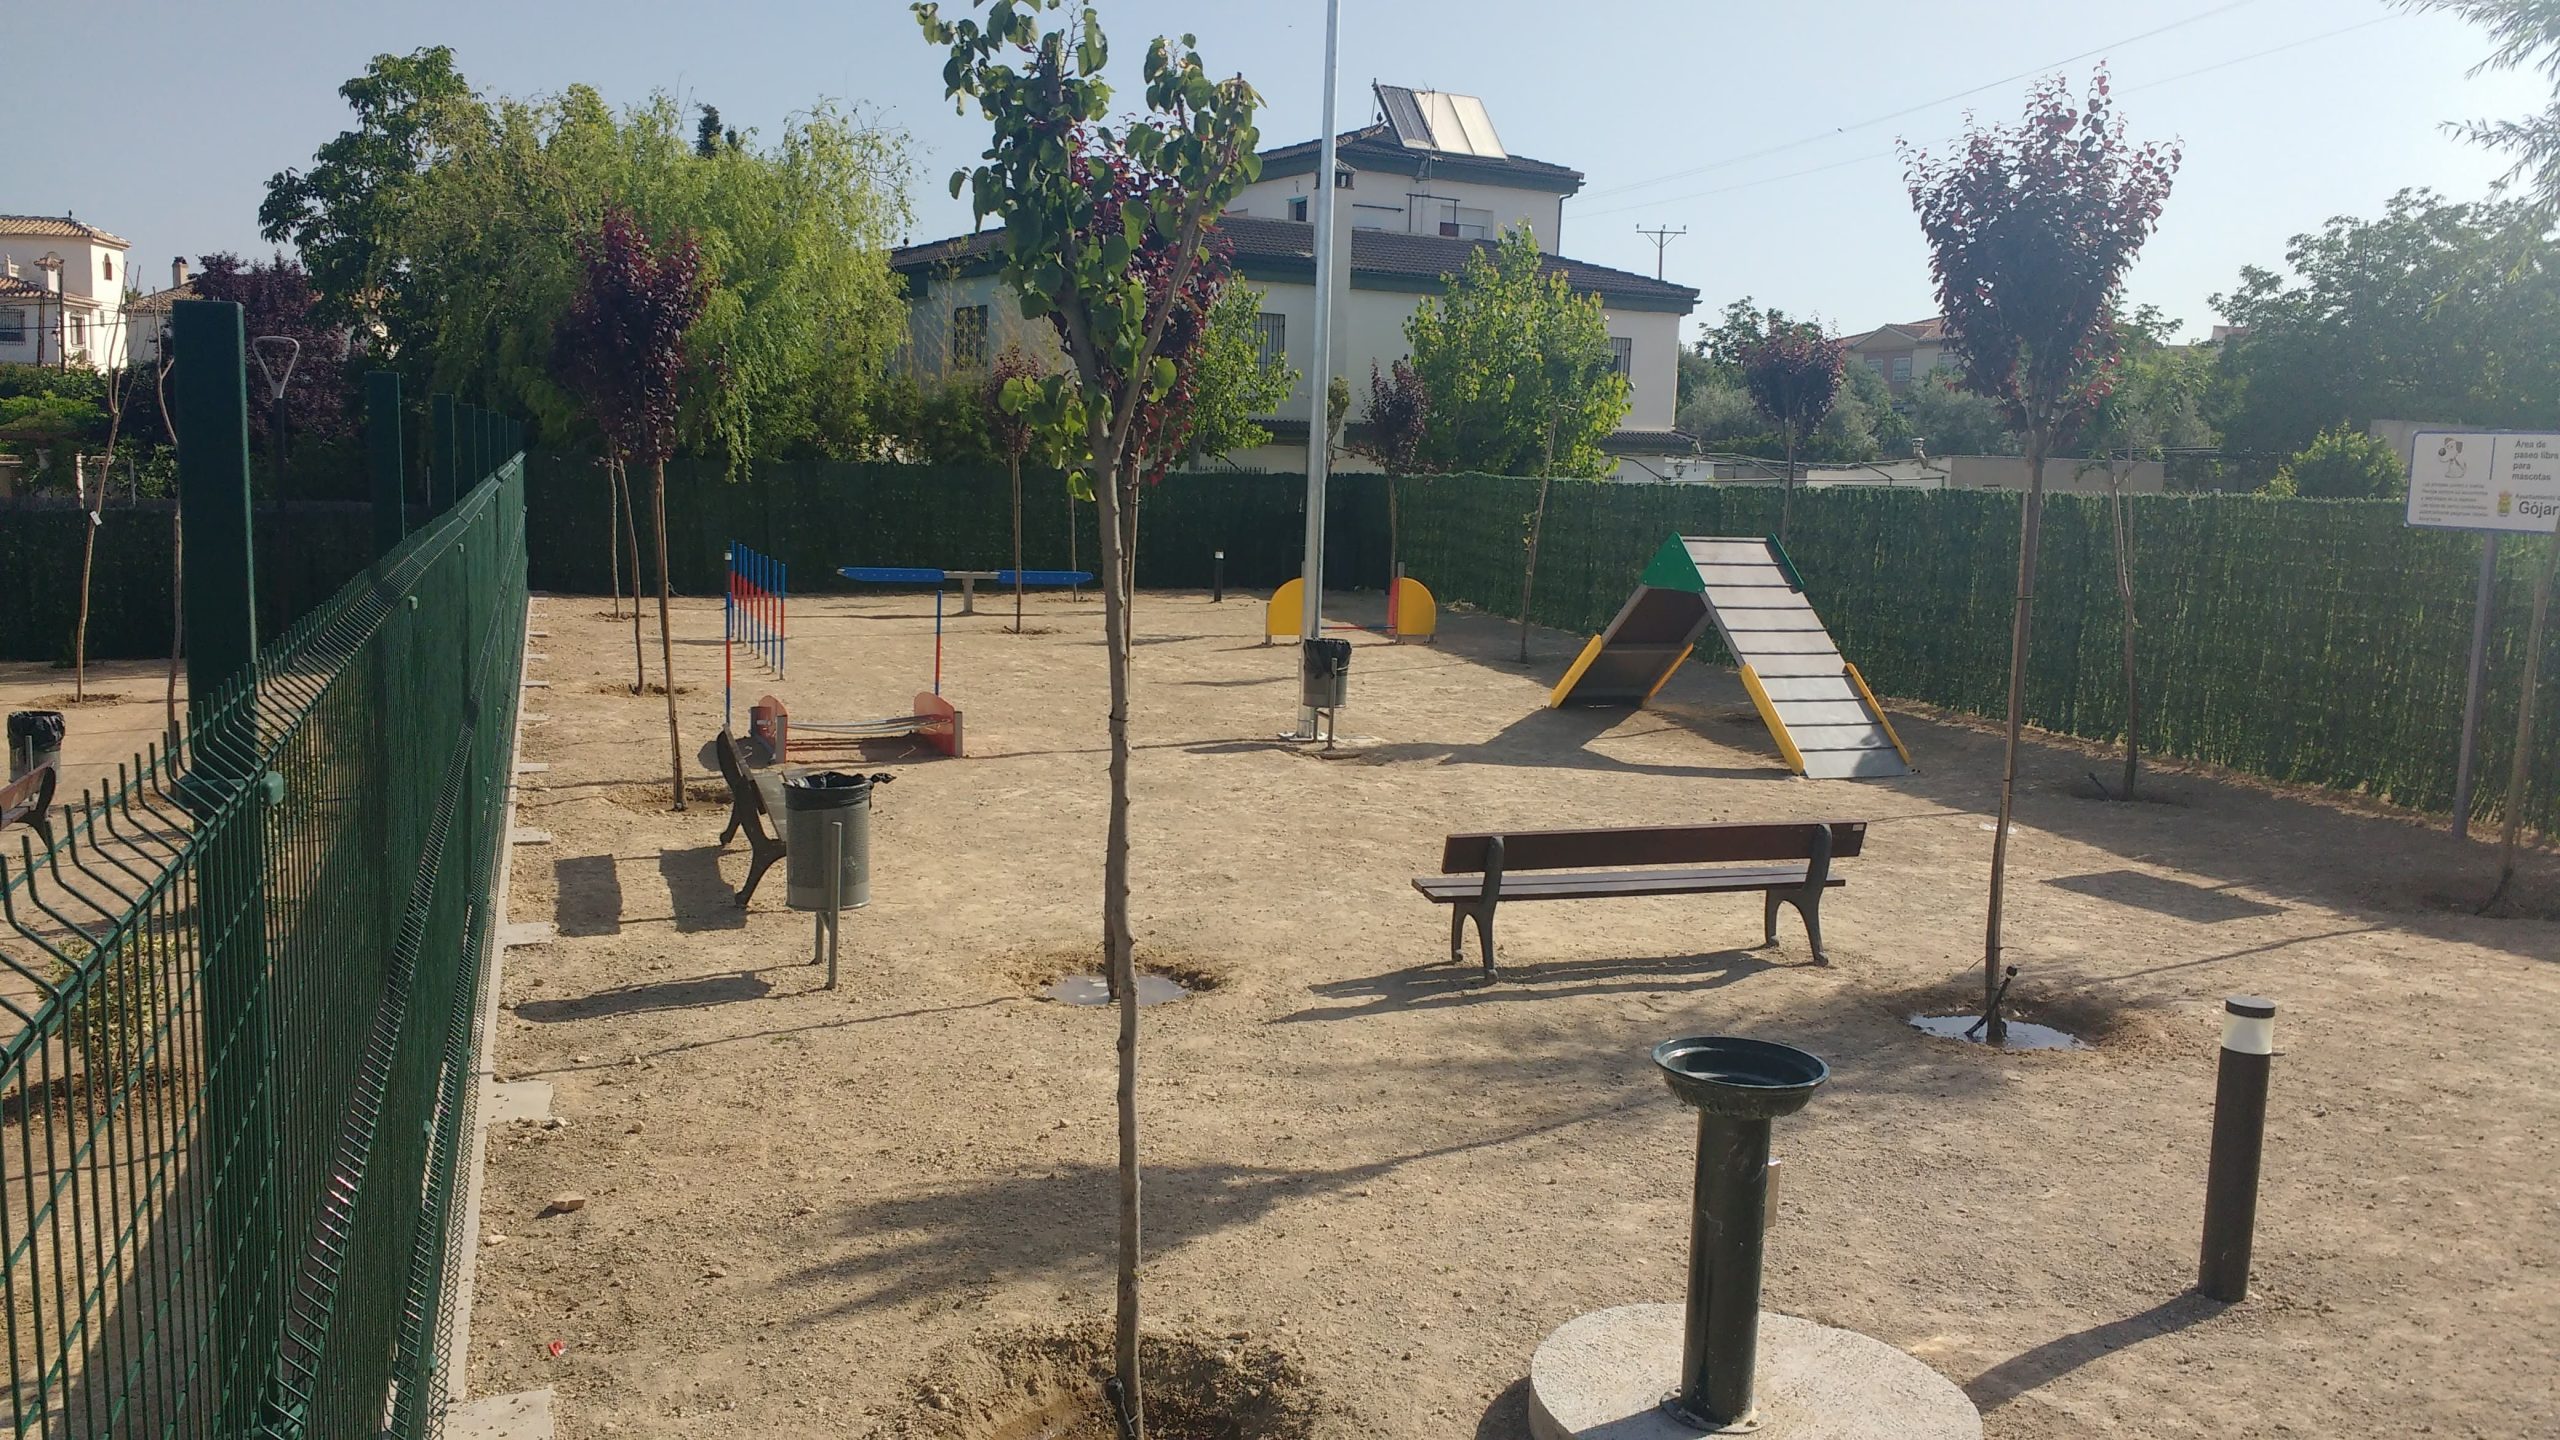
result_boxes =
[917,4,1261,1433]
[555,205,709,810]
[1902,69,2177,1041]
[988,347,1048,632]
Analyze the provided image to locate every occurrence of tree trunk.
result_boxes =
[73,457,96,701]
[607,459,625,621]
[1779,432,1798,544]
[1092,452,1143,1440]
[1010,455,1027,631]
[617,457,647,693]
[651,458,685,811]
[1983,434,2047,1044]
[2111,479,2139,799]
[1387,477,1401,594]
[1518,425,1557,663]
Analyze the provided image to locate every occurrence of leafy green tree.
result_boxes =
[2398,1,2560,206]
[988,346,1054,629]
[2085,308,2222,460]
[1170,285,1297,464]
[1405,227,1629,479]
[2265,425,2408,498]
[1905,68,2178,1037]
[1904,372,2019,457]
[258,46,484,335]
[2213,190,2560,455]
[919,3,1262,1430]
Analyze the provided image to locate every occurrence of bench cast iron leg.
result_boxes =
[1474,901,1497,981]
[1799,887,1826,964]
[1761,887,1828,963]
[1761,890,1783,949]
[739,840,782,907]
[1449,906,1466,965]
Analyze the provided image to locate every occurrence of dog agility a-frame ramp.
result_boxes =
[1549,535,1913,780]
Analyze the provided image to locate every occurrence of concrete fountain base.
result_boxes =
[1527,1305,1982,1440]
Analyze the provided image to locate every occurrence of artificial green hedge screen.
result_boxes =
[6,457,2553,833]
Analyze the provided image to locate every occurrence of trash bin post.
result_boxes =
[823,819,844,990]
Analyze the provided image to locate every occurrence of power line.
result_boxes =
[1636,224,1688,279]
[1574,12,2397,223]
[1577,0,2274,202]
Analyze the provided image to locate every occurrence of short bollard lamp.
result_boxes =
[1651,1036,1830,1431]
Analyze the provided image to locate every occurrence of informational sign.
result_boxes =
[2407,431,2560,534]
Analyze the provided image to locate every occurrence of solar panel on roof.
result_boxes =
[1422,92,1507,159]
[1375,83,1432,150]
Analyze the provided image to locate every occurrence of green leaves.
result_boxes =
[1403,226,1631,478]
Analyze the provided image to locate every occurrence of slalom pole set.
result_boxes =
[726,543,787,734]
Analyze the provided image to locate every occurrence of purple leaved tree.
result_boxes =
[554,205,709,810]
[1902,68,2177,1040]
[1735,319,1846,543]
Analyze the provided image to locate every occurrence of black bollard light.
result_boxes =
[1652,1036,1829,1430]
[1212,549,1225,603]
[2198,995,2276,1302]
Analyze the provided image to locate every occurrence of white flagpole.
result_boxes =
[1295,0,1344,737]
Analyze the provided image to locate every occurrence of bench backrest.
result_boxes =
[1440,820,1865,874]
[0,765,56,829]
[712,730,765,815]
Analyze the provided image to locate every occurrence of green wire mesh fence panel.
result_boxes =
[0,456,525,1439]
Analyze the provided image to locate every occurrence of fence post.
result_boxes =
[170,297,284,1431]
[367,371,405,558]
[430,394,457,512]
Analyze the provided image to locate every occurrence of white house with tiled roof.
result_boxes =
[891,86,1701,479]
[0,215,133,371]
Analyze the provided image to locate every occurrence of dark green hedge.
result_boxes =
[1,500,398,663]
[517,456,2556,832]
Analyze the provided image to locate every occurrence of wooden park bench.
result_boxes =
[1413,820,1866,979]
[712,730,786,907]
[0,766,57,849]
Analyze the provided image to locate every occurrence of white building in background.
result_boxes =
[124,257,197,367]
[0,215,132,371]
[891,85,1701,480]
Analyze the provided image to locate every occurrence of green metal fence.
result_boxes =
[0,300,526,1438]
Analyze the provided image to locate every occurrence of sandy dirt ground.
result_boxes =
[13,581,2555,1437]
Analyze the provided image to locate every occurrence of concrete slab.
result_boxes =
[448,1388,553,1440]
[487,1080,553,1125]
[521,679,551,689]
[514,762,549,775]
[1528,1305,1980,1440]
[498,921,555,948]
[508,828,553,846]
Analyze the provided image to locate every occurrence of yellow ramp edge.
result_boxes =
[1739,664,1808,775]
[1644,644,1695,702]
[1549,635,1606,709]
[1843,663,1913,769]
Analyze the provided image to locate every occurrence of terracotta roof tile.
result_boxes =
[0,215,130,246]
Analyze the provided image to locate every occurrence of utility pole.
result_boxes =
[1294,0,1345,738]
[1637,224,1687,281]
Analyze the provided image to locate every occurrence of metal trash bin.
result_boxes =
[1300,637,1351,712]
[782,770,890,912]
[7,711,64,781]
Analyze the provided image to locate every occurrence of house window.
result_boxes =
[1864,356,1886,373]
[68,316,86,348]
[951,304,989,369]
[101,254,113,283]
[1254,313,1286,371]
[1611,335,1634,380]
[1890,354,1913,384]
[1334,168,1354,190]
[0,309,22,344]
[1288,196,1309,223]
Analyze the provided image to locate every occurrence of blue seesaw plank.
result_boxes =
[995,569,1095,586]
[840,566,948,584]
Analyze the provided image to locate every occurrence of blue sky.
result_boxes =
[15,0,2547,342]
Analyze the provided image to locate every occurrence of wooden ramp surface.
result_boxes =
[1687,538,1909,779]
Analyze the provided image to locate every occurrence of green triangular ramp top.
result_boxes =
[1638,534,1704,593]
